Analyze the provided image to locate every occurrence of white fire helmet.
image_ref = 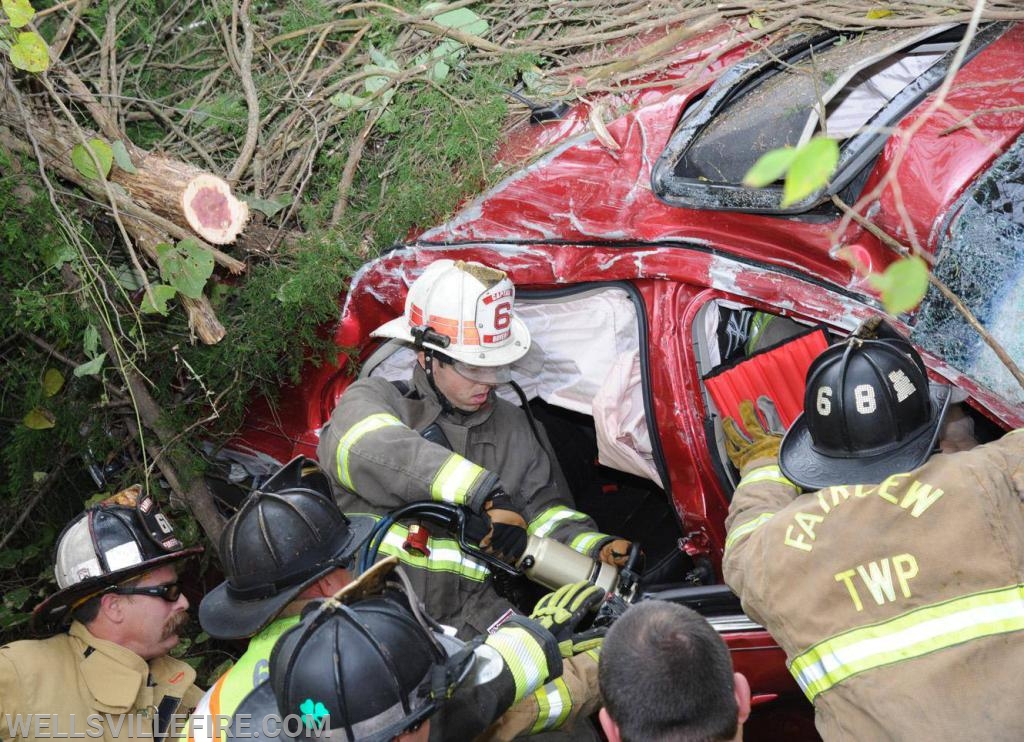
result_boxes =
[372,259,531,368]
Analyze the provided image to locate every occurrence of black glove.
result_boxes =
[531,581,607,658]
[480,488,528,563]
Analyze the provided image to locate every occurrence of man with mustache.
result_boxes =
[0,487,204,741]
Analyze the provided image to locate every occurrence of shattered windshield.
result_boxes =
[912,134,1024,408]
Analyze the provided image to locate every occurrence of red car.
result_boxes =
[217,19,1024,740]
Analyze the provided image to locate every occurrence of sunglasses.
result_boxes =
[111,582,183,602]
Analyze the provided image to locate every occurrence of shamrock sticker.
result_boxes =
[300,698,330,729]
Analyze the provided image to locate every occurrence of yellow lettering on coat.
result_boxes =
[877,473,908,504]
[784,525,813,552]
[900,480,945,517]
[795,511,824,540]
[892,553,919,597]
[857,559,897,606]
[835,569,863,612]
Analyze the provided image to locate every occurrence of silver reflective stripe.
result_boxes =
[530,678,571,733]
[431,454,484,505]
[791,584,1024,701]
[739,464,797,489]
[486,626,546,701]
[528,506,587,538]
[378,526,491,582]
[334,413,404,488]
[724,512,775,551]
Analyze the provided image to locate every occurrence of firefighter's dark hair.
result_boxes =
[599,601,739,742]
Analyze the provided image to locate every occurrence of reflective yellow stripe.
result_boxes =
[377,523,490,582]
[486,626,547,702]
[569,531,607,555]
[431,454,485,505]
[791,584,1024,701]
[725,512,775,551]
[528,506,588,537]
[740,464,797,489]
[334,413,404,489]
[530,678,572,733]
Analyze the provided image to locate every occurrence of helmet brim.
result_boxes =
[31,546,203,635]
[199,514,376,640]
[779,383,951,491]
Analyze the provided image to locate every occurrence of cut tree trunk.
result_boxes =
[113,156,250,245]
[0,114,251,345]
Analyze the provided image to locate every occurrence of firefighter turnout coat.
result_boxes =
[317,364,617,636]
[722,429,1024,741]
[0,621,203,741]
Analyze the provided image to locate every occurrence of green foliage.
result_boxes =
[3,0,35,28]
[157,239,215,299]
[71,139,114,181]
[743,135,839,206]
[869,255,930,315]
[9,30,49,72]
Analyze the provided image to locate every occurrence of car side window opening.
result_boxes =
[364,285,690,582]
[692,301,814,491]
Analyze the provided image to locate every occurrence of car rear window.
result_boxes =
[652,23,1004,214]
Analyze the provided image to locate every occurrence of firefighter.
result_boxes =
[196,457,606,741]
[224,559,604,741]
[721,334,1024,740]
[316,259,632,638]
[188,457,374,742]
[0,488,204,741]
[597,601,750,742]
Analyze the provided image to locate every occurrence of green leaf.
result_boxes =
[113,263,145,291]
[747,13,764,29]
[42,368,64,397]
[429,6,488,37]
[3,0,35,28]
[9,30,49,72]
[23,407,55,429]
[868,256,930,315]
[71,139,113,181]
[43,241,76,269]
[328,92,368,110]
[364,46,399,95]
[866,8,893,19]
[242,193,293,218]
[782,136,839,207]
[111,140,138,174]
[83,324,100,358]
[73,352,106,377]
[156,239,214,299]
[140,284,177,315]
[3,587,31,609]
[743,147,797,188]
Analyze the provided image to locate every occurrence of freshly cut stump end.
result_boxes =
[181,174,249,245]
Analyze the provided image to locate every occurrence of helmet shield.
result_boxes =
[448,358,513,384]
[780,337,951,490]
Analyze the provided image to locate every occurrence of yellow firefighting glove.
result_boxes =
[598,538,633,568]
[531,581,607,658]
[480,489,528,564]
[723,397,783,471]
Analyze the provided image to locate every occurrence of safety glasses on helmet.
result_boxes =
[447,358,513,384]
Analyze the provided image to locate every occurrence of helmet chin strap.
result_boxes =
[423,349,457,415]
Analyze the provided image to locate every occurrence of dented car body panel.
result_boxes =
[229,20,1024,739]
